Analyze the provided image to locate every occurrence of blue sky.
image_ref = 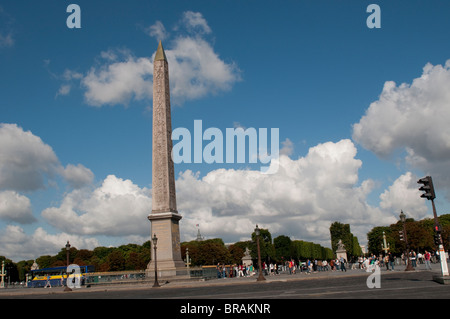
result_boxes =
[1,0,450,261]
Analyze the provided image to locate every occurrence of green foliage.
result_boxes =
[366,214,450,255]
[8,221,365,280]
[181,238,230,266]
[274,235,292,261]
[330,221,362,259]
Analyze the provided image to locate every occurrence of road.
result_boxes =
[1,268,449,299]
[1,268,448,318]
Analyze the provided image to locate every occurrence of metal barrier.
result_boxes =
[189,266,217,280]
[85,270,146,285]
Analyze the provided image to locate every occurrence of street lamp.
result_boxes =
[152,233,160,288]
[254,225,266,282]
[399,211,414,271]
[64,241,72,291]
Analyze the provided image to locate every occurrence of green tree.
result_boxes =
[107,250,125,271]
[227,244,245,264]
[274,235,292,261]
[250,228,275,263]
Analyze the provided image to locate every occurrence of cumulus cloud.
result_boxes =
[176,139,396,246]
[82,52,153,106]
[42,175,152,236]
[60,11,240,107]
[352,60,450,197]
[61,164,94,189]
[0,123,60,191]
[166,36,241,105]
[36,139,400,247]
[379,172,428,220]
[0,191,35,224]
[2,134,423,259]
[0,225,99,262]
[0,123,94,226]
[0,123,94,192]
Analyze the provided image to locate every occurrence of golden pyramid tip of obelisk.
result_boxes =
[154,40,167,62]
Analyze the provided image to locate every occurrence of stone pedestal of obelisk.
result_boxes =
[146,41,187,278]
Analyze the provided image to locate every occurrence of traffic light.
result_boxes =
[434,233,441,246]
[399,230,404,241]
[417,176,436,200]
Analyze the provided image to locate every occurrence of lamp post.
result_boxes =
[0,260,5,289]
[381,231,390,255]
[399,211,414,271]
[64,241,72,291]
[152,233,160,288]
[254,225,266,282]
[186,247,190,269]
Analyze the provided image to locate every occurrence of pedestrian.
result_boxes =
[217,263,221,278]
[44,274,52,288]
[238,264,244,277]
[424,250,432,270]
[389,253,395,271]
[411,251,417,267]
[306,259,311,274]
[340,257,347,272]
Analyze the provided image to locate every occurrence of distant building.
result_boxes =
[196,228,204,241]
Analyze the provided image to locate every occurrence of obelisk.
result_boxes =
[147,41,186,278]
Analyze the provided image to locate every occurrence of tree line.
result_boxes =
[0,243,151,284]
[5,215,447,283]
[181,229,334,268]
[367,214,450,256]
[1,228,335,283]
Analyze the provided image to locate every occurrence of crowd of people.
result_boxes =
[216,256,352,278]
[215,250,446,278]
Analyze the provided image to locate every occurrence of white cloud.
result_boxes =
[0,225,99,262]
[0,123,94,192]
[0,6,14,48]
[61,164,94,189]
[379,172,428,220]
[0,32,13,47]
[42,175,152,236]
[280,138,294,156]
[0,123,60,191]
[60,11,240,107]
[182,11,212,34]
[146,20,168,41]
[1,134,423,259]
[176,139,396,247]
[167,36,241,105]
[82,53,153,107]
[38,139,395,248]
[0,191,35,224]
[352,60,450,197]
[0,123,95,227]
[55,84,71,97]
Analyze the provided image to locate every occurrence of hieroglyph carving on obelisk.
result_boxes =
[147,41,186,277]
[151,41,177,214]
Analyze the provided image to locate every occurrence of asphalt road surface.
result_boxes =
[2,269,447,318]
[2,268,449,300]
